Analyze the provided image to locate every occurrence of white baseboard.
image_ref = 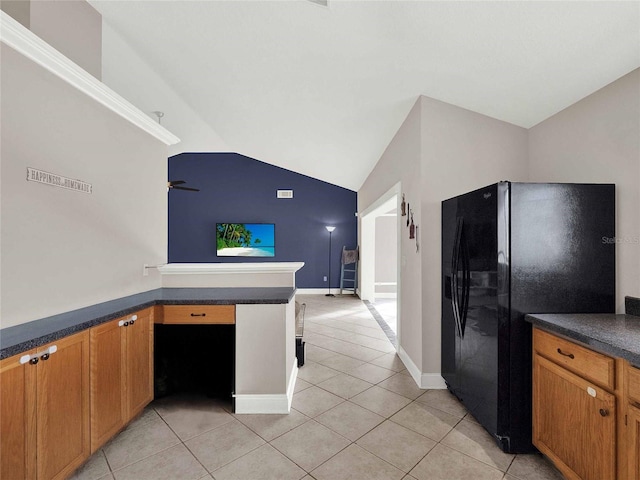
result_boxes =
[286,360,298,411]
[397,346,446,390]
[420,373,447,389]
[296,288,357,296]
[234,362,298,414]
[397,345,422,386]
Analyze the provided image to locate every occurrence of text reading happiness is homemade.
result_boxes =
[27,167,92,194]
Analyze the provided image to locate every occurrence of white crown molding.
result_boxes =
[0,11,180,146]
[158,262,305,275]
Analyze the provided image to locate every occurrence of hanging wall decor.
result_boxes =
[406,204,411,227]
[415,225,420,252]
[409,211,415,239]
[27,167,92,194]
[401,194,407,216]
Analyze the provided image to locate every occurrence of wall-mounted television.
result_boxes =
[216,223,275,257]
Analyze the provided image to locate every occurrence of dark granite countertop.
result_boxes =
[0,287,296,360]
[526,312,640,367]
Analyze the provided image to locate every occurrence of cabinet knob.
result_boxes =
[29,357,39,365]
[124,321,129,327]
[40,353,50,361]
[599,408,609,417]
[130,319,135,325]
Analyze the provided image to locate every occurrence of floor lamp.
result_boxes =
[325,226,336,297]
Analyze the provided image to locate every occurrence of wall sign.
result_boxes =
[27,167,92,194]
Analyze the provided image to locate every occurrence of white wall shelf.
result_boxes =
[158,262,305,275]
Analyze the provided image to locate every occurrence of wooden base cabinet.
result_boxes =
[0,348,36,480]
[0,331,90,480]
[628,404,640,480]
[125,309,154,416]
[90,308,153,452]
[626,364,640,480]
[89,317,127,451]
[533,353,616,480]
[532,327,638,480]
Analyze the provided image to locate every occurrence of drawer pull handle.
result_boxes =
[190,313,206,317]
[599,408,609,417]
[557,348,574,359]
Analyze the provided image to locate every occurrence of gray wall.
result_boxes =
[374,214,397,294]
[419,96,528,376]
[1,0,30,27]
[1,44,167,328]
[1,0,102,79]
[359,69,639,381]
[529,69,640,310]
[358,99,423,368]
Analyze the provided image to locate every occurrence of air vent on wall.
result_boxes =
[277,190,294,199]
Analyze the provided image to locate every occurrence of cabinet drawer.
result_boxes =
[628,364,640,406]
[160,305,235,324]
[533,328,615,390]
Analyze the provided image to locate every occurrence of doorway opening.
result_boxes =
[360,183,401,347]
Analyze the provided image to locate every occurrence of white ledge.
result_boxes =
[157,262,305,275]
[0,11,180,146]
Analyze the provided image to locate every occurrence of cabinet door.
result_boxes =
[36,331,90,480]
[90,318,127,452]
[126,310,154,418]
[533,353,616,480]
[629,404,640,480]
[0,351,36,480]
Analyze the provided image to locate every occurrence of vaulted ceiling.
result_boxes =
[90,1,640,191]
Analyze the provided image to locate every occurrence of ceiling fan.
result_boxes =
[167,180,200,192]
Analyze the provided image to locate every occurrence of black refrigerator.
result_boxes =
[441,182,615,453]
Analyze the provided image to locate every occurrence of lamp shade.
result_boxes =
[325,226,336,232]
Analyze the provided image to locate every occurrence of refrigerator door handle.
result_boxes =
[450,218,463,337]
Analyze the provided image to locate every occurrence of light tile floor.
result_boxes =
[370,297,398,335]
[71,295,563,480]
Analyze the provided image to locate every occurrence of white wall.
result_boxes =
[528,68,640,310]
[101,23,229,157]
[0,45,168,328]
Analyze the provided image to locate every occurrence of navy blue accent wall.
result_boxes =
[168,153,358,289]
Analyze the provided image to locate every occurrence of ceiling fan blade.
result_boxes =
[172,186,200,192]
[168,180,186,186]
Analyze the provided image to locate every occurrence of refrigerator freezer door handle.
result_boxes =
[460,226,471,337]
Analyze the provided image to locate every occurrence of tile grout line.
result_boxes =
[303,328,394,354]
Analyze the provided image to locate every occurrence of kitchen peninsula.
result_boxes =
[1,262,304,413]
